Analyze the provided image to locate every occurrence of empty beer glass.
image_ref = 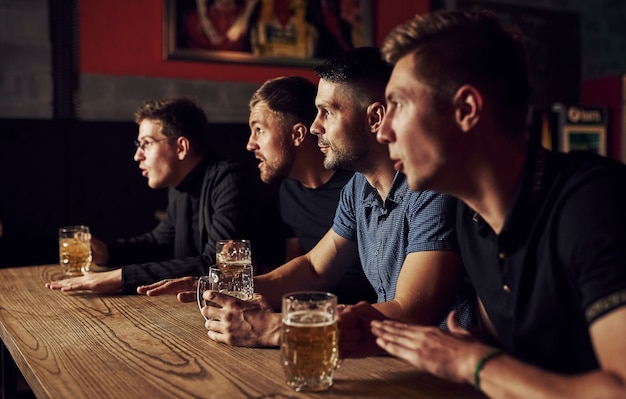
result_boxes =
[216,239,252,276]
[197,264,253,320]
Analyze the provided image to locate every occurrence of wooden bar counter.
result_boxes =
[0,265,485,399]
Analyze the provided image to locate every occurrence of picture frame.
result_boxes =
[164,0,374,67]
[562,126,607,156]
[531,105,609,157]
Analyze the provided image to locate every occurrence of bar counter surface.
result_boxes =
[0,264,486,399]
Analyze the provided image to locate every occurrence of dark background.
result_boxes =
[432,0,582,106]
[0,120,253,268]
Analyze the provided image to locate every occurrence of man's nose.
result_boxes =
[310,121,322,136]
[246,136,257,152]
[133,147,144,161]
[377,116,394,144]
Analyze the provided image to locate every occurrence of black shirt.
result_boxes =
[458,147,626,373]
[108,156,284,293]
[279,169,377,304]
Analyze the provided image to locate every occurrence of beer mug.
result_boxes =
[280,291,338,392]
[197,265,254,320]
[216,239,252,276]
[58,225,92,276]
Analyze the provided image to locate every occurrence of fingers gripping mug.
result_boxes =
[197,264,253,320]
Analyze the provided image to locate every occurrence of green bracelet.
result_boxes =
[473,348,503,391]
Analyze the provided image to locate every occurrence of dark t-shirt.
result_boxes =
[458,147,626,373]
[279,170,376,304]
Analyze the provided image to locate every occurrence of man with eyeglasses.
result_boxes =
[46,97,283,294]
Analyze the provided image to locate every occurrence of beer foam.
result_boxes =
[284,311,334,327]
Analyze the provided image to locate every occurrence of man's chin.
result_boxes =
[260,171,278,184]
[407,175,433,193]
[261,166,291,184]
[147,180,165,189]
[323,157,338,171]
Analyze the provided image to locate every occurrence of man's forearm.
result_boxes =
[477,354,626,399]
[121,256,206,294]
[254,255,328,310]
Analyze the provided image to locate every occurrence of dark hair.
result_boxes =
[134,97,212,154]
[314,46,392,104]
[382,10,531,136]
[249,76,317,128]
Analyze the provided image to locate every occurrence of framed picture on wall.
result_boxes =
[530,104,608,157]
[562,126,607,156]
[164,0,374,66]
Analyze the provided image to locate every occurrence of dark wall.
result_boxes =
[432,0,581,107]
[0,119,255,267]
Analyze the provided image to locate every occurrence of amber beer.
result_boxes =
[281,292,338,392]
[58,225,92,276]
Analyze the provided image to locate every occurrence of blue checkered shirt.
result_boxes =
[332,172,475,328]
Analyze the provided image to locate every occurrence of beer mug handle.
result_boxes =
[197,276,210,320]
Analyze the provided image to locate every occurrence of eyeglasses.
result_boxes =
[134,138,169,152]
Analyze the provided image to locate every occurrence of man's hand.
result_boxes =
[45,269,122,294]
[338,301,387,358]
[89,236,109,265]
[371,310,489,384]
[201,292,281,347]
[137,276,197,303]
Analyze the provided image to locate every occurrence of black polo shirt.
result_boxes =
[458,147,626,374]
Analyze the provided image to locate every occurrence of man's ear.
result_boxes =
[453,85,482,132]
[367,102,386,134]
[176,136,191,160]
[291,122,309,146]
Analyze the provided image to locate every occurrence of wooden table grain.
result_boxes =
[0,265,486,399]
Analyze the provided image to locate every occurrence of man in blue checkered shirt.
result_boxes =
[142,47,475,357]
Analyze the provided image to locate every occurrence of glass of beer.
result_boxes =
[216,239,252,276]
[58,225,92,276]
[280,291,338,392]
[197,264,254,320]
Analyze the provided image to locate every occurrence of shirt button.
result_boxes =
[503,284,512,293]
[374,250,378,255]
[498,252,506,260]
